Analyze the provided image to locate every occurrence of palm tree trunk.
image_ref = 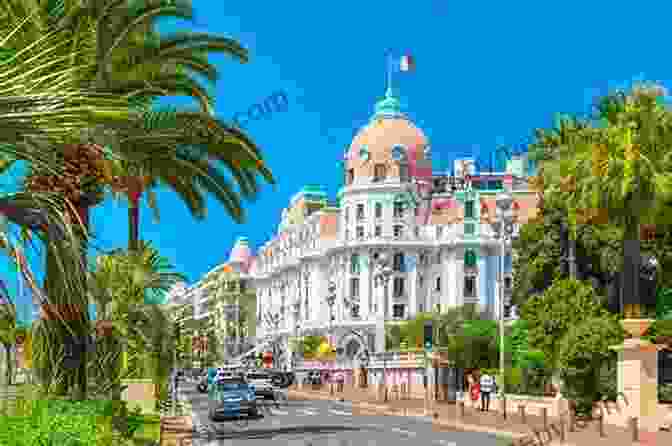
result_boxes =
[128,196,140,252]
[621,217,642,318]
[41,203,90,399]
[4,345,12,386]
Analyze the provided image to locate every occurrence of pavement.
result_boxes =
[287,385,672,446]
[170,379,507,446]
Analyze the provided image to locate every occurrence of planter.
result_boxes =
[620,319,655,338]
[121,379,156,415]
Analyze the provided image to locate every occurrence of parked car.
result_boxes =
[246,372,275,400]
[208,376,258,420]
[304,370,322,385]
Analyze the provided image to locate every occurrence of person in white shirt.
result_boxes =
[479,372,495,411]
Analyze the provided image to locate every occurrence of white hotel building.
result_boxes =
[246,87,539,369]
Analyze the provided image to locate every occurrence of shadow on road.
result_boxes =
[188,425,363,440]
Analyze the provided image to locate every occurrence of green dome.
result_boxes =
[373,87,404,119]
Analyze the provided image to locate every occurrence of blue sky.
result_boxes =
[3,0,672,322]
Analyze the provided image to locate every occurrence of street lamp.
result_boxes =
[264,311,281,368]
[374,253,394,402]
[490,191,516,410]
[326,280,337,395]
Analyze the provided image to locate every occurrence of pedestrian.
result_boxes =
[479,371,495,412]
[469,373,480,408]
[466,372,476,407]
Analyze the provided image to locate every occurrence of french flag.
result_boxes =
[399,55,415,72]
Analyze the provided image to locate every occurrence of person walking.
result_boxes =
[466,372,476,408]
[336,370,345,393]
[469,373,480,409]
[479,371,495,412]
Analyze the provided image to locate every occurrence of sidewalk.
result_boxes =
[289,385,669,445]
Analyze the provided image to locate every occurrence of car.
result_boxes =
[208,376,258,420]
[246,372,275,399]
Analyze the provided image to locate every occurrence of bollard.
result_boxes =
[631,417,639,442]
[542,407,548,431]
[568,409,575,432]
[598,411,605,437]
[518,405,526,424]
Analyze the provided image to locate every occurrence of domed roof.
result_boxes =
[345,88,431,181]
[228,237,252,268]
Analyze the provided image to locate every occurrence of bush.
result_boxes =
[660,383,672,402]
[0,396,143,446]
[558,316,625,416]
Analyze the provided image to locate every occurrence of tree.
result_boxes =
[558,316,625,415]
[551,84,672,317]
[520,278,612,371]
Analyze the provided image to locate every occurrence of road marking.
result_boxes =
[391,427,417,437]
[435,441,456,446]
[329,409,352,416]
[270,408,289,415]
[298,409,318,416]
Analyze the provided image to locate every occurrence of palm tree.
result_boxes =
[0,0,273,398]
[548,84,672,318]
[47,0,270,252]
[0,280,17,387]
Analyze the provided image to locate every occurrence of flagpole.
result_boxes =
[386,51,393,93]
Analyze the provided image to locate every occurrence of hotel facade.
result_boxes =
[167,86,540,372]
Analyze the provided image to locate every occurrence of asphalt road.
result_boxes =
[179,381,506,446]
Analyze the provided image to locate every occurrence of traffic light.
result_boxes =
[423,321,433,351]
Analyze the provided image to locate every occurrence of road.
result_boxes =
[178,380,505,446]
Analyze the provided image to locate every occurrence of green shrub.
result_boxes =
[660,383,672,402]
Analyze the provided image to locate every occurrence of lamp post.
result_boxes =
[374,253,394,402]
[326,280,337,395]
[490,191,516,408]
[264,311,281,369]
[292,299,301,370]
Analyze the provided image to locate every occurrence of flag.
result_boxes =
[400,55,414,72]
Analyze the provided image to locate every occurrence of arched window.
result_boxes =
[375,202,383,219]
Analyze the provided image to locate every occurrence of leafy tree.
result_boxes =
[520,278,612,370]
[558,316,625,415]
[657,288,672,320]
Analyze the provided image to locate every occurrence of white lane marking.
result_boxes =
[270,408,289,415]
[435,441,456,446]
[391,427,417,437]
[297,409,318,416]
[328,409,352,416]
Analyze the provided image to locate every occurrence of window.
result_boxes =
[464,276,476,297]
[374,225,382,237]
[350,254,360,274]
[373,203,383,219]
[392,304,405,318]
[393,277,405,297]
[465,200,475,219]
[356,204,365,221]
[346,169,354,185]
[435,276,441,292]
[434,252,441,265]
[393,201,405,218]
[414,226,420,238]
[418,303,424,313]
[345,229,350,240]
[344,207,349,223]
[436,225,443,239]
[239,280,246,292]
[356,226,364,239]
[419,253,427,265]
[488,180,502,190]
[399,164,409,182]
[464,223,475,235]
[418,275,424,287]
[393,253,405,272]
[393,225,404,238]
[374,164,387,181]
[350,277,360,298]
[504,277,512,290]
[464,249,477,267]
